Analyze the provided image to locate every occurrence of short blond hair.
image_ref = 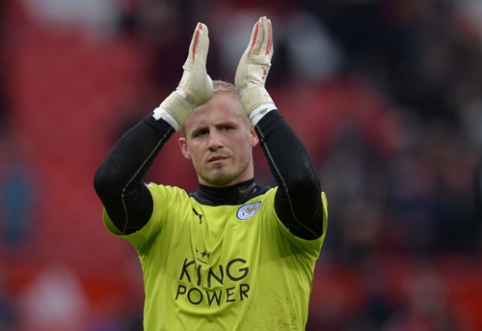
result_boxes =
[213,80,237,95]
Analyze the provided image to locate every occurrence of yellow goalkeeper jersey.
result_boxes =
[104,183,328,331]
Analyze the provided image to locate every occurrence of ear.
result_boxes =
[249,126,259,147]
[178,137,191,160]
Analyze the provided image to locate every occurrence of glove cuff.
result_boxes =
[239,86,276,124]
[154,91,194,130]
[249,102,277,125]
[152,105,180,131]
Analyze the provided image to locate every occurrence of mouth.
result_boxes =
[207,155,228,164]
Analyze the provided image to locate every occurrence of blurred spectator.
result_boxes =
[20,0,121,38]
[460,100,482,151]
[283,10,345,82]
[0,0,11,135]
[84,253,144,331]
[16,265,88,331]
[319,127,389,263]
[0,131,37,253]
[426,122,480,255]
[381,268,466,331]
[455,0,482,44]
[386,142,439,255]
[0,267,18,331]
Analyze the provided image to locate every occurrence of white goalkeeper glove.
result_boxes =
[235,16,277,125]
[153,23,213,131]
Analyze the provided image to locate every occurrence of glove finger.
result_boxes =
[266,19,273,57]
[247,17,264,56]
[250,17,273,65]
[186,23,209,65]
[257,17,272,60]
[194,23,209,63]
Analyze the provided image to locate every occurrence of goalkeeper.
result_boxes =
[94,16,327,331]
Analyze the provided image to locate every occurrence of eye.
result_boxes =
[221,125,234,131]
[192,129,208,138]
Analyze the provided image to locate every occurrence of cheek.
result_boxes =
[185,143,201,161]
[236,143,253,161]
[189,153,204,173]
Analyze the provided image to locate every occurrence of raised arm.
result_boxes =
[235,17,325,240]
[93,23,212,234]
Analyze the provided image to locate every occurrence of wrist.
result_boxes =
[152,105,180,131]
[249,103,276,125]
[153,91,194,131]
[238,86,276,124]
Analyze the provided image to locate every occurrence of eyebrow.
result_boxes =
[189,118,241,135]
[189,127,205,136]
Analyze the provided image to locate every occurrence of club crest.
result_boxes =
[237,202,261,220]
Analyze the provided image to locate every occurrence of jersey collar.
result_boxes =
[191,179,268,206]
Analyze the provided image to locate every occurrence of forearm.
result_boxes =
[93,115,175,233]
[256,110,324,239]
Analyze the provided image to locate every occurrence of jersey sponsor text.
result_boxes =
[175,257,250,306]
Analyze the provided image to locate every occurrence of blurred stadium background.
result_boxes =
[1,0,482,330]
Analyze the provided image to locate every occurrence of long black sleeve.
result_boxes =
[93,115,175,234]
[256,110,325,240]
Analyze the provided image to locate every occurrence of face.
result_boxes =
[178,92,259,187]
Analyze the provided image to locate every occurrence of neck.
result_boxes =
[193,178,267,205]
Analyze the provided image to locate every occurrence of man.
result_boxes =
[94,16,328,330]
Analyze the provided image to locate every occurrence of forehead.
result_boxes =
[184,93,248,132]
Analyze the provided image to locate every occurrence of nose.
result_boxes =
[208,130,223,151]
